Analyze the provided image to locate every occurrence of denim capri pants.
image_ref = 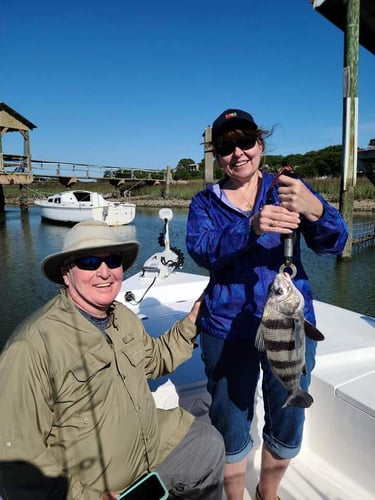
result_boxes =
[200,331,317,463]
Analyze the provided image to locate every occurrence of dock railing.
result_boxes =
[1,156,167,183]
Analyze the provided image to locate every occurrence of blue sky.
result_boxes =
[1,0,374,170]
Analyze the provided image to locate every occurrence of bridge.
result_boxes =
[0,154,169,186]
[1,102,170,197]
[0,155,172,211]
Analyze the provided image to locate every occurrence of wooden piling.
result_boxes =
[339,0,360,261]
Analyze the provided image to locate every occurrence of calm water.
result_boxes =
[1,206,374,349]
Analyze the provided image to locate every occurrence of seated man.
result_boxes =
[0,220,224,499]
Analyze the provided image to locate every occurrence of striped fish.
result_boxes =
[255,272,324,408]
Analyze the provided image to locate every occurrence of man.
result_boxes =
[0,220,224,499]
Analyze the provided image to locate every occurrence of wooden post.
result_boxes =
[0,130,3,173]
[21,130,32,172]
[204,126,214,185]
[339,0,360,260]
[0,186,4,212]
[164,166,172,198]
[19,184,28,211]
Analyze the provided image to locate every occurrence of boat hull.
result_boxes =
[117,270,375,500]
[34,190,136,226]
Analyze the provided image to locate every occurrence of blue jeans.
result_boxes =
[200,332,317,463]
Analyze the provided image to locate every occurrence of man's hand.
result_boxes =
[187,293,204,325]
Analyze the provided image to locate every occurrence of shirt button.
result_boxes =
[6,441,12,448]
[83,417,89,425]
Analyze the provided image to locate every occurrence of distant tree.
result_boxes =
[265,155,283,172]
[173,145,343,181]
[174,158,204,180]
[177,158,196,169]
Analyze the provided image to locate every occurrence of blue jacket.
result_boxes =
[186,171,348,340]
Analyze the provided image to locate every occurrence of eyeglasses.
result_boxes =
[216,136,257,156]
[72,254,123,271]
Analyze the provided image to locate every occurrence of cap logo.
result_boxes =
[225,112,238,120]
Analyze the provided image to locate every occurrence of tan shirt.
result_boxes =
[0,288,196,499]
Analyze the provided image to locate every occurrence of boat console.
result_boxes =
[141,208,184,279]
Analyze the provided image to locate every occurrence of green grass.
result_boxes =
[2,175,374,202]
[307,176,374,201]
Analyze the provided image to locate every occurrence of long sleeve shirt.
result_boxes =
[186,172,349,340]
[0,288,197,499]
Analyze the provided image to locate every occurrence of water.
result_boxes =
[1,206,374,349]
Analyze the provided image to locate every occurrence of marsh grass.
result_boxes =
[2,176,374,202]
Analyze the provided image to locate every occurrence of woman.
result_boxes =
[186,108,348,500]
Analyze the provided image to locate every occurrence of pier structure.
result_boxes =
[0,103,36,210]
[0,102,170,212]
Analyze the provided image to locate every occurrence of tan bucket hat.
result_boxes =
[41,220,140,284]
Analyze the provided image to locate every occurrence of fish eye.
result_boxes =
[276,287,283,295]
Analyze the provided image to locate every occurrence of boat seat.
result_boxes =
[336,370,375,417]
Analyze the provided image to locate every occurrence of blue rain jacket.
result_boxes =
[186,171,348,340]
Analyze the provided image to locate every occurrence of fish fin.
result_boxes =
[302,364,307,376]
[255,326,266,351]
[304,321,325,341]
[282,389,313,409]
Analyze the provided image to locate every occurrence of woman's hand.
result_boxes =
[251,205,300,235]
[277,174,323,221]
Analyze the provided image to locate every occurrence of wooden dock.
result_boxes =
[0,155,169,185]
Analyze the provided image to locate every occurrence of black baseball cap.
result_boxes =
[212,109,258,141]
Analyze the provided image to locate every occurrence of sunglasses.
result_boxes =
[216,136,257,156]
[72,254,123,271]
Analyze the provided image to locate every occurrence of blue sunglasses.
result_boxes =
[72,254,123,271]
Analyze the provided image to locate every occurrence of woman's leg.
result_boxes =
[257,445,289,499]
[223,457,247,500]
[200,333,260,500]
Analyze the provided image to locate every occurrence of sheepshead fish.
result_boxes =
[255,272,324,409]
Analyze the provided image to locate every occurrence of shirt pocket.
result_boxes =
[70,352,111,382]
[54,352,113,424]
[121,336,145,367]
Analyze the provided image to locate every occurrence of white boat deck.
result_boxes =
[118,270,375,500]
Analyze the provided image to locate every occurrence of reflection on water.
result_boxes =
[1,206,374,349]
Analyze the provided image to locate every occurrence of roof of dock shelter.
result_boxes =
[0,102,37,131]
[313,0,375,56]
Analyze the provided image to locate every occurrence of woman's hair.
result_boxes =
[207,125,272,158]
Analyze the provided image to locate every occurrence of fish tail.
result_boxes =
[282,389,313,409]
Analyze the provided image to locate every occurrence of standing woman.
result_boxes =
[186,109,348,500]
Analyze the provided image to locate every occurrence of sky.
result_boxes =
[1,0,374,171]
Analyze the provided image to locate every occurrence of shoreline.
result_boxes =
[3,196,375,212]
[129,197,375,212]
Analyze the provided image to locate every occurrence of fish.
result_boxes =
[255,272,325,409]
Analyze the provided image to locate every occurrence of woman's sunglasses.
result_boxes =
[216,136,257,157]
[72,254,123,271]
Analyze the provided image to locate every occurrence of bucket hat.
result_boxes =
[41,220,140,284]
